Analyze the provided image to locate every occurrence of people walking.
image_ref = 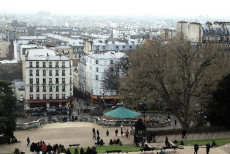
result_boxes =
[115,129,118,136]
[206,143,211,154]
[194,144,199,154]
[92,128,95,134]
[121,128,123,136]
[125,129,129,138]
[97,130,99,136]
[106,130,109,136]
[174,119,177,125]
[27,137,30,146]
[165,136,169,147]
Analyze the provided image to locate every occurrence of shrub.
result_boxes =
[173,140,178,144]
[180,141,184,145]
[14,148,20,154]
[211,141,217,147]
[0,135,11,144]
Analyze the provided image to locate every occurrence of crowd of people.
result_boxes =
[29,140,69,154]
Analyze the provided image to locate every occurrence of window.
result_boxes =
[56,70,59,76]
[130,46,132,49]
[36,62,39,67]
[30,94,33,100]
[69,61,71,67]
[110,60,113,64]
[49,62,52,68]
[56,86,59,92]
[70,69,72,75]
[30,86,33,92]
[62,78,65,84]
[96,60,98,64]
[70,77,72,83]
[56,94,59,99]
[29,62,32,67]
[36,78,39,84]
[43,86,46,92]
[30,78,33,84]
[43,94,46,99]
[62,85,65,92]
[36,86,39,92]
[62,70,65,76]
[56,78,59,84]
[49,70,52,76]
[56,62,59,67]
[96,75,98,80]
[49,86,52,92]
[70,86,72,91]
[62,62,65,67]
[43,78,46,84]
[43,62,46,68]
[30,70,33,76]
[36,70,39,76]
[43,70,46,76]
[49,94,52,99]
[62,94,65,99]
[49,78,52,84]
[36,94,40,100]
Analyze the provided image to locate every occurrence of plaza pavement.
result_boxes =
[0,122,230,153]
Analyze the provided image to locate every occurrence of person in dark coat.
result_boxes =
[194,144,199,154]
[106,130,109,136]
[115,129,118,136]
[80,147,84,154]
[206,143,211,154]
[96,130,99,136]
[27,137,30,146]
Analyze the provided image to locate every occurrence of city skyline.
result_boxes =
[1,0,230,19]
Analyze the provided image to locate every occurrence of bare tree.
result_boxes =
[102,56,130,93]
[119,40,230,129]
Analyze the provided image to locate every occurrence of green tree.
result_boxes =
[206,74,230,128]
[119,40,230,129]
[0,80,16,137]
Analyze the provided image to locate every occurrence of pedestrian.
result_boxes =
[115,129,118,136]
[182,129,186,139]
[93,132,96,140]
[92,128,95,134]
[165,136,169,147]
[97,130,99,136]
[27,137,30,146]
[194,144,199,154]
[97,135,100,144]
[125,129,129,138]
[206,143,211,154]
[174,119,177,125]
[106,130,109,136]
[167,114,170,120]
[121,128,123,136]
[80,147,84,154]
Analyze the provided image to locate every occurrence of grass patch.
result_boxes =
[175,138,230,147]
[70,145,140,153]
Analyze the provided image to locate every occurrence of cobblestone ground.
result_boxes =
[0,122,229,154]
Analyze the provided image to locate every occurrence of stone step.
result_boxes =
[192,133,200,140]
[219,131,227,139]
[206,132,214,140]
[198,133,208,140]
[212,132,221,139]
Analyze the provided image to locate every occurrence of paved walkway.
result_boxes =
[0,122,230,153]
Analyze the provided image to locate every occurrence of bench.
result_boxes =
[69,144,80,148]
[140,147,156,152]
[163,141,178,150]
[106,150,122,153]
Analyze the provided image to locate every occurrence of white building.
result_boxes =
[78,51,125,104]
[23,48,73,110]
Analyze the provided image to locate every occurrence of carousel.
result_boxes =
[96,107,141,126]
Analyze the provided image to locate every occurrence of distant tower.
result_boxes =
[177,21,188,41]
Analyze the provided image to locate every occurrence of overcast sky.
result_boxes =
[1,0,230,18]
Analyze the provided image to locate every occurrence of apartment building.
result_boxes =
[23,48,73,110]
